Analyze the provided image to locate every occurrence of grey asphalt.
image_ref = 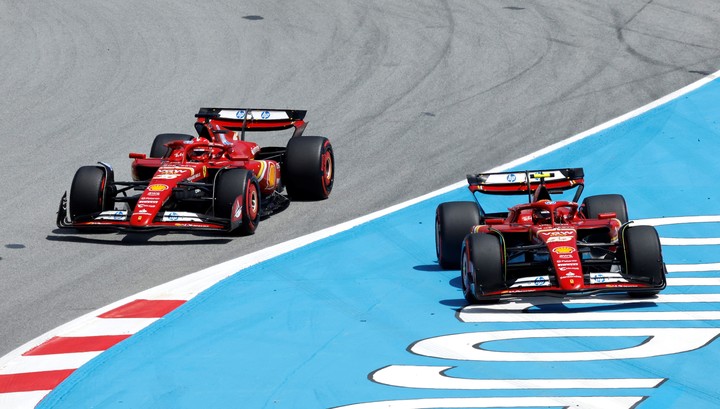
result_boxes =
[2,0,720,356]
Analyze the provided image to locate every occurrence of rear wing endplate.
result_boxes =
[467,168,584,202]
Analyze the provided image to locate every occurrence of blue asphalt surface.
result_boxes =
[40,80,720,408]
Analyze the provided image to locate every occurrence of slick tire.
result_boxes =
[150,133,195,158]
[284,136,334,201]
[435,201,481,269]
[582,194,628,223]
[621,225,665,297]
[69,166,114,221]
[461,233,505,304]
[214,169,260,236]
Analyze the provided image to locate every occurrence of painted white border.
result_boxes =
[1,69,719,405]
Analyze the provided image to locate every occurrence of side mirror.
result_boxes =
[598,212,617,220]
[129,153,147,159]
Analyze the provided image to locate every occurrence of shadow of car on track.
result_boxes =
[46,229,232,246]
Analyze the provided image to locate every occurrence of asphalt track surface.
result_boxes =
[2,0,720,359]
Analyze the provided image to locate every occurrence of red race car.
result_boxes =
[57,108,334,235]
[435,168,666,303]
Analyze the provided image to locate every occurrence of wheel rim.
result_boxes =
[435,216,442,259]
[461,250,472,297]
[321,147,333,192]
[246,183,259,220]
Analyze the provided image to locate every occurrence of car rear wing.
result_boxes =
[194,108,308,140]
[467,168,585,202]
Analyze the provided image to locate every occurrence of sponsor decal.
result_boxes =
[552,246,575,254]
[168,212,179,221]
[506,173,517,183]
[261,110,270,119]
[547,236,573,243]
[534,276,546,286]
[113,211,124,220]
[148,184,169,192]
[138,209,148,214]
[153,174,180,179]
[236,110,246,119]
[146,191,161,197]
[559,254,574,259]
[234,205,243,219]
[202,166,207,178]
[594,273,606,283]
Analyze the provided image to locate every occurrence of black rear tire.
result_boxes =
[214,169,260,236]
[150,133,194,158]
[582,194,628,223]
[284,136,334,200]
[69,166,114,220]
[435,201,481,269]
[461,233,505,304]
[621,225,665,297]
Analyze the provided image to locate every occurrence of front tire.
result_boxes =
[461,233,505,304]
[284,136,334,200]
[214,169,260,236]
[582,194,628,223]
[435,202,481,269]
[621,225,665,297]
[69,166,114,221]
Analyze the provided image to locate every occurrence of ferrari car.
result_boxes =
[57,108,334,235]
[435,168,666,303]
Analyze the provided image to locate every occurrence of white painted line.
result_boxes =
[0,352,101,375]
[0,391,51,409]
[372,365,664,389]
[60,318,159,337]
[463,294,720,310]
[333,396,645,409]
[635,216,720,226]
[459,310,720,323]
[667,264,720,273]
[667,277,720,286]
[662,237,720,245]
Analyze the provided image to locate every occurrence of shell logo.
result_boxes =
[148,184,168,192]
[552,246,575,254]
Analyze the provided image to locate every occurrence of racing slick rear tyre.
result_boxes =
[582,194,628,223]
[214,169,260,236]
[69,166,114,221]
[435,202,481,269]
[461,233,505,304]
[621,225,666,298]
[284,136,334,201]
[150,133,195,158]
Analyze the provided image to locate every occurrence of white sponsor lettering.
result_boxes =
[410,328,720,361]
[333,396,645,409]
[371,365,663,389]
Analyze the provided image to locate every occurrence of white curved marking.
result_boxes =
[634,215,720,226]
[410,328,720,361]
[667,277,720,285]
[667,263,720,272]
[332,396,645,409]
[459,311,720,323]
[372,365,663,389]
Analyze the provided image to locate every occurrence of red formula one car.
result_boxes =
[57,108,334,235]
[435,168,666,303]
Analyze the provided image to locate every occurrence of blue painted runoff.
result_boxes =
[40,79,720,408]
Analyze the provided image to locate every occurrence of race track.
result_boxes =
[2,0,720,361]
